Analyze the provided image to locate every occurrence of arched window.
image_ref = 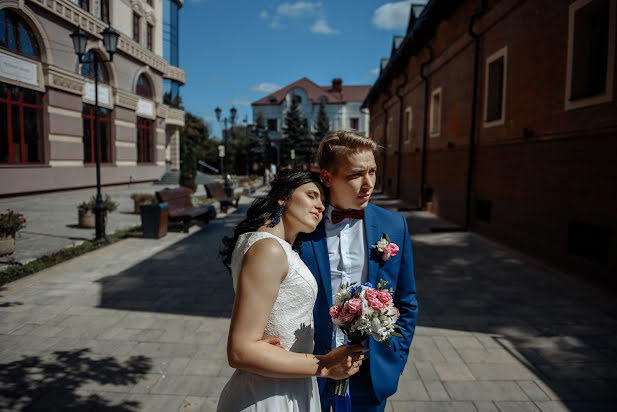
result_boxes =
[136,74,154,163]
[136,74,153,98]
[80,50,108,83]
[0,9,41,59]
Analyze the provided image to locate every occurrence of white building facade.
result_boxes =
[0,0,185,197]
[252,78,370,140]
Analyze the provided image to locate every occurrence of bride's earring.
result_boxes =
[267,204,284,227]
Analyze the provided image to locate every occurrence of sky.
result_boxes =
[179,0,428,139]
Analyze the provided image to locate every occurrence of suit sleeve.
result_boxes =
[394,214,418,361]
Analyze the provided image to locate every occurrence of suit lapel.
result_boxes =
[310,223,333,306]
[364,203,380,286]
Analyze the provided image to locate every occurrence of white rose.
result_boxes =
[351,316,371,332]
[375,238,388,252]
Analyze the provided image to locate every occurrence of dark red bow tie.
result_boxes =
[330,208,364,225]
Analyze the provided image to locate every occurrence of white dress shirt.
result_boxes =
[324,204,368,350]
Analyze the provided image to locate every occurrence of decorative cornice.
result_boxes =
[164,66,186,85]
[116,89,139,110]
[165,107,185,127]
[27,0,172,75]
[46,65,85,95]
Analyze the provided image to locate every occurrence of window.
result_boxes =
[292,94,302,105]
[147,24,153,51]
[349,117,359,130]
[483,47,507,126]
[78,0,89,12]
[147,0,153,6]
[163,0,179,66]
[0,9,41,59]
[568,220,611,264]
[267,118,277,131]
[136,74,153,98]
[164,79,182,108]
[81,50,108,83]
[137,117,154,163]
[82,104,111,164]
[429,87,442,137]
[404,107,412,143]
[100,0,110,24]
[565,0,616,110]
[0,83,44,164]
[133,13,141,43]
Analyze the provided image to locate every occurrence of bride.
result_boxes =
[217,169,364,411]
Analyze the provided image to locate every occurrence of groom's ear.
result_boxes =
[320,169,333,188]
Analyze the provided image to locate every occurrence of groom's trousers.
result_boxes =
[320,360,387,412]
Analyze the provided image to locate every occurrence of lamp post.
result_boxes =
[70,25,119,242]
[214,106,237,185]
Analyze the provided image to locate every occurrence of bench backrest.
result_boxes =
[156,188,193,212]
[205,182,227,200]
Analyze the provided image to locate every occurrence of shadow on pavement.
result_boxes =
[371,194,617,411]
[0,348,151,411]
[96,205,247,318]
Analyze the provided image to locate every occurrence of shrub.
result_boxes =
[0,209,26,237]
[77,194,118,213]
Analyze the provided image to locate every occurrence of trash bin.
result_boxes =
[140,202,169,239]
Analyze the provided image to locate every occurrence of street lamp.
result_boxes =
[214,106,237,185]
[70,25,119,242]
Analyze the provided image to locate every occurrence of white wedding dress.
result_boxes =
[217,232,321,412]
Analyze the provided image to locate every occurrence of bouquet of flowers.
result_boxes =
[329,279,404,396]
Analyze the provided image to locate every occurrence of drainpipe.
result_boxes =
[380,92,392,193]
[464,1,487,231]
[419,46,433,209]
[396,70,409,200]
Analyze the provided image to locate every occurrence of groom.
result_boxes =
[300,131,418,412]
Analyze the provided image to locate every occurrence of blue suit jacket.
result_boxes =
[300,202,418,402]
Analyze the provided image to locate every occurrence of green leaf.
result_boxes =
[392,324,406,330]
[384,233,391,243]
[391,332,404,338]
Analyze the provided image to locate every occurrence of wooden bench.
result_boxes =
[204,182,240,212]
[156,188,216,232]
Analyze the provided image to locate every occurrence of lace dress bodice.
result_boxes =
[230,231,318,353]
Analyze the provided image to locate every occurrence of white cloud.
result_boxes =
[370,67,380,76]
[276,2,322,17]
[260,1,339,35]
[231,99,252,107]
[309,18,340,35]
[250,83,282,93]
[372,1,413,30]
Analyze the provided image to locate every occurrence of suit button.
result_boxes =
[328,322,333,328]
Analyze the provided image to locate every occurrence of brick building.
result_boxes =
[0,0,186,197]
[364,0,616,288]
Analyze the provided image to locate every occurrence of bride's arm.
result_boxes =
[226,238,363,379]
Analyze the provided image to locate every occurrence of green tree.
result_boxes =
[312,101,330,163]
[282,93,310,167]
[179,112,217,190]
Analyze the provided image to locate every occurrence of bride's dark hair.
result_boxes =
[220,169,323,271]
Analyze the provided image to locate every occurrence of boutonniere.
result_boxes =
[372,233,399,261]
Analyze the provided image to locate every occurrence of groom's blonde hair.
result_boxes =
[318,131,377,174]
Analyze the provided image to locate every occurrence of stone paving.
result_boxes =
[0,192,616,411]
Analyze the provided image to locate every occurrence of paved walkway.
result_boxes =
[0,192,616,411]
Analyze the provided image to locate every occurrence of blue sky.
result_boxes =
[179,1,427,138]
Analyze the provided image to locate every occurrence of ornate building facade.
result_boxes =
[0,0,186,196]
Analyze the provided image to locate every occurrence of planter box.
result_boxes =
[78,210,107,228]
[0,235,15,256]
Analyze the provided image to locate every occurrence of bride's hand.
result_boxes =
[316,344,364,380]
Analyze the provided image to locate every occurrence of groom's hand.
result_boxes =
[262,336,285,349]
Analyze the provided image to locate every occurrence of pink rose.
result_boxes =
[329,305,342,319]
[365,288,378,300]
[339,307,356,324]
[369,298,386,312]
[382,243,399,261]
[377,291,392,304]
[393,307,400,320]
[346,298,362,314]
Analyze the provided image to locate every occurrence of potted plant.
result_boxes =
[0,209,26,256]
[78,194,118,228]
[130,193,156,214]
